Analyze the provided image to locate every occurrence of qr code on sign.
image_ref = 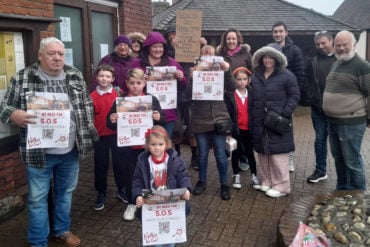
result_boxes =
[158,221,170,234]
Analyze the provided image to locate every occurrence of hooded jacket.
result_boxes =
[250,47,300,155]
[131,32,188,122]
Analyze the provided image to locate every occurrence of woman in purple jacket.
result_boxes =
[131,32,188,138]
[90,35,136,92]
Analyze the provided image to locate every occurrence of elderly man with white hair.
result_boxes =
[0,37,98,247]
[323,30,370,190]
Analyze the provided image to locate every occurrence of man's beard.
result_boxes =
[335,49,355,61]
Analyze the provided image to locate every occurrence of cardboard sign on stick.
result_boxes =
[175,10,202,63]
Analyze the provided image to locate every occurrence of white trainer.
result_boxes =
[265,188,287,198]
[123,204,137,221]
[232,174,242,189]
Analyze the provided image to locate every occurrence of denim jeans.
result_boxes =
[195,132,228,185]
[163,121,175,139]
[26,148,79,246]
[328,122,366,190]
[311,109,328,173]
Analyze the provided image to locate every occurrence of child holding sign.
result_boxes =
[132,125,192,246]
[107,68,165,221]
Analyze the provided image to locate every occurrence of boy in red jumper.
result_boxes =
[225,67,258,189]
[90,64,125,210]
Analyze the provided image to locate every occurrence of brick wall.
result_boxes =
[0,152,25,199]
[119,0,153,35]
[0,0,55,37]
[0,0,153,201]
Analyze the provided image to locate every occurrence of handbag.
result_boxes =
[264,111,291,134]
[214,120,233,135]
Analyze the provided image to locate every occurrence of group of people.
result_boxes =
[0,18,369,247]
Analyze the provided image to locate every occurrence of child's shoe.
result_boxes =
[232,174,241,189]
[251,174,260,189]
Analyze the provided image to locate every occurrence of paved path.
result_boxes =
[1,107,369,247]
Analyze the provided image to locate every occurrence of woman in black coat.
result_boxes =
[250,44,300,198]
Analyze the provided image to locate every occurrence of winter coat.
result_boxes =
[301,53,336,110]
[186,70,234,134]
[90,52,137,92]
[281,36,304,86]
[250,46,300,155]
[132,149,192,217]
[217,44,252,71]
[131,32,188,122]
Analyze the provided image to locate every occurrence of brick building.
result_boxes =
[0,0,152,204]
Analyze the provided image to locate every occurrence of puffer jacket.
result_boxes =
[282,36,304,85]
[250,46,300,155]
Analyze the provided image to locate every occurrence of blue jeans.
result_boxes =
[27,148,79,246]
[311,109,328,173]
[195,132,228,185]
[328,122,366,190]
[163,121,175,139]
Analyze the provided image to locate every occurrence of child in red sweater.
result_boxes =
[90,64,125,210]
[225,67,258,189]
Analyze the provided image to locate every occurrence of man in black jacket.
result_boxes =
[302,31,336,183]
[272,21,305,172]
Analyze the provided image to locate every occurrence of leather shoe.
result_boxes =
[220,184,230,200]
[55,231,81,247]
[193,181,206,195]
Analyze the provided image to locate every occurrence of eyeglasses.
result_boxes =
[315,31,328,37]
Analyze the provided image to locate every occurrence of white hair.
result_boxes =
[38,37,64,53]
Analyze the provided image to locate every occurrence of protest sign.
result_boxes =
[175,10,202,63]
[142,189,187,246]
[26,92,70,149]
[192,56,224,100]
[116,95,153,147]
[146,66,177,110]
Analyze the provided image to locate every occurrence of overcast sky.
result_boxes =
[161,0,344,16]
[285,0,344,15]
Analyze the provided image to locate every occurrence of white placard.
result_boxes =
[142,201,187,246]
[192,56,224,101]
[26,92,70,149]
[64,48,73,67]
[100,44,109,58]
[116,95,153,147]
[146,66,177,110]
[13,32,25,72]
[59,17,72,42]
